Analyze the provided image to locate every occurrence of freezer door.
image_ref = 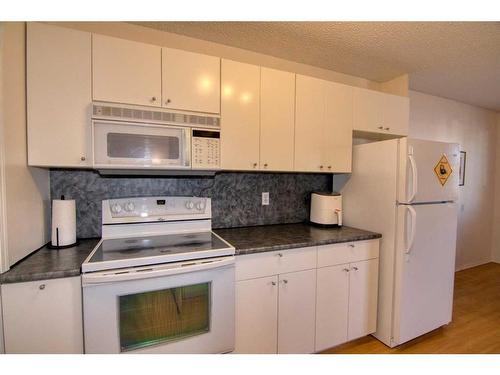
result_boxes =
[398,138,459,204]
[392,202,458,346]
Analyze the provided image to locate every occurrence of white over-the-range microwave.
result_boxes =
[92,102,221,174]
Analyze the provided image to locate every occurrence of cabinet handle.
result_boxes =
[276,253,283,258]
[281,279,288,284]
[151,96,157,102]
[319,165,324,169]
[165,99,171,105]
[378,126,384,130]
[253,163,258,168]
[385,127,390,131]
[80,156,86,161]
[351,266,359,271]
[349,244,355,248]
[343,268,350,272]
[263,163,268,168]
[328,166,332,170]
[270,281,277,286]
[39,284,46,290]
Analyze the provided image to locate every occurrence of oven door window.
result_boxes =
[119,282,210,352]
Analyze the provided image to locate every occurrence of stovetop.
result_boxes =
[82,231,235,273]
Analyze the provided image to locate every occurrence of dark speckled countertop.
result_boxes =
[214,223,381,255]
[0,239,99,284]
[0,224,381,284]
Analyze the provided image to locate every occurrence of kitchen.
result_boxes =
[0,4,500,371]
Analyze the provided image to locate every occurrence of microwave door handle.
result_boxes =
[82,257,234,285]
[404,205,417,255]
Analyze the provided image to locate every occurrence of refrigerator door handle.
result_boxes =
[408,154,418,203]
[405,205,417,254]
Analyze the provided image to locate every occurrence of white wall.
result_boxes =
[490,114,500,263]
[409,90,498,270]
[1,22,50,268]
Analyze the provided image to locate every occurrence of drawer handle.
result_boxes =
[281,279,288,284]
[276,253,283,258]
[349,244,355,248]
[270,281,276,286]
[351,266,359,271]
[343,268,350,272]
[39,284,46,290]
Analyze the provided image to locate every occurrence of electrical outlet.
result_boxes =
[262,192,270,206]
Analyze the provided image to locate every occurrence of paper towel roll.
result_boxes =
[51,198,76,247]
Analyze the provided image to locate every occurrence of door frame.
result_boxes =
[0,22,9,274]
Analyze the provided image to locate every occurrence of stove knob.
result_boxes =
[195,202,205,211]
[111,203,122,214]
[124,202,135,212]
[185,201,194,209]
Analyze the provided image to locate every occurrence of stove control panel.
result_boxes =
[102,196,211,224]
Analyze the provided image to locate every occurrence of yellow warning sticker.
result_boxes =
[434,154,453,186]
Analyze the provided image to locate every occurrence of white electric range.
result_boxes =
[81,196,235,354]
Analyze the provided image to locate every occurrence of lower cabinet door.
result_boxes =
[315,264,349,352]
[347,258,379,341]
[277,269,316,354]
[234,276,278,353]
[1,277,84,354]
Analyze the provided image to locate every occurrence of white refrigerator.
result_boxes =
[342,137,459,347]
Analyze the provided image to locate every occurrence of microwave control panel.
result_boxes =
[192,129,220,169]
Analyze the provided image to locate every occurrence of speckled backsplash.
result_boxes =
[50,170,332,239]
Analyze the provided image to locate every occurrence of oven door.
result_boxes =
[93,120,191,169]
[82,257,234,354]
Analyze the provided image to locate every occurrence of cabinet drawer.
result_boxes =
[235,247,317,281]
[317,240,379,268]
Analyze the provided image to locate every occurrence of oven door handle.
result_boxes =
[82,257,234,286]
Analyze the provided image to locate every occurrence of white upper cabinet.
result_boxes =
[27,22,92,167]
[220,59,260,171]
[295,75,325,172]
[260,68,295,171]
[92,34,162,107]
[162,48,221,114]
[295,75,353,173]
[324,82,353,173]
[353,87,409,136]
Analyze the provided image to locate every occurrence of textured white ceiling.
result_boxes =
[133,22,500,111]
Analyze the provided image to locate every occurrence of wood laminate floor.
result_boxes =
[322,262,500,354]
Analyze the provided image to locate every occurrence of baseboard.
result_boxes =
[455,259,491,272]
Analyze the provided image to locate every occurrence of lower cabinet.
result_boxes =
[1,276,83,354]
[277,269,317,354]
[234,240,379,354]
[234,276,279,353]
[315,258,379,352]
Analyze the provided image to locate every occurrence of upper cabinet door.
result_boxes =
[353,88,409,136]
[27,23,92,167]
[260,68,295,171]
[93,34,161,107]
[323,82,353,173]
[383,93,409,136]
[162,48,221,114]
[295,75,325,172]
[220,59,260,171]
[353,87,384,134]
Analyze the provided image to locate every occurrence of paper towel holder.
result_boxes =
[48,195,80,250]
